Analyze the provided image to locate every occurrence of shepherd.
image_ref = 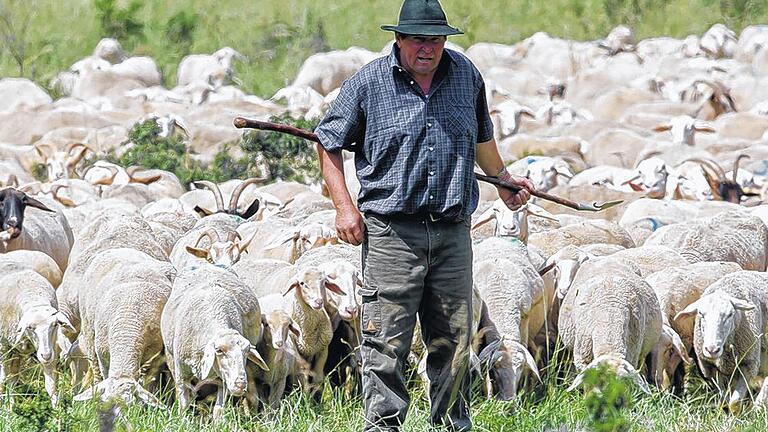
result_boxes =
[313,1,534,430]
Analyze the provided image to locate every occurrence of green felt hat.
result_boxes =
[381,0,463,36]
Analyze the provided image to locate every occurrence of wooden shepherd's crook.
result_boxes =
[232,117,623,212]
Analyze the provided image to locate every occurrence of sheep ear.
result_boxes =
[200,343,216,379]
[247,346,270,371]
[185,246,209,259]
[55,313,75,333]
[194,205,214,217]
[652,123,672,132]
[538,260,556,277]
[73,387,95,401]
[282,279,300,297]
[14,312,33,344]
[566,371,586,392]
[356,274,363,287]
[289,322,301,338]
[240,198,261,220]
[471,208,496,231]
[674,301,700,322]
[513,342,541,382]
[261,314,269,327]
[527,206,560,223]
[673,334,692,365]
[727,296,755,311]
[24,196,55,212]
[264,233,297,251]
[694,123,716,133]
[135,384,161,407]
[324,278,346,296]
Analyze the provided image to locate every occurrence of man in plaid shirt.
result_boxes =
[315,1,533,430]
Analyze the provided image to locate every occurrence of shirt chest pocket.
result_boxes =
[445,98,477,142]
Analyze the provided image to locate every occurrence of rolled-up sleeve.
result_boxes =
[315,77,365,153]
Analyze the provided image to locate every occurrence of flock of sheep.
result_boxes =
[4,20,768,424]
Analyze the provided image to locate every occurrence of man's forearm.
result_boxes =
[316,143,356,211]
[475,139,507,177]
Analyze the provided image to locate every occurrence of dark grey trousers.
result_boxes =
[360,213,473,432]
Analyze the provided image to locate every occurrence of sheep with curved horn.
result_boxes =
[227,177,266,217]
[693,79,737,119]
[192,181,225,215]
[683,156,756,203]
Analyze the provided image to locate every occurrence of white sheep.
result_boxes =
[473,258,542,400]
[250,307,302,410]
[0,191,74,273]
[177,47,244,88]
[674,271,768,411]
[644,210,768,271]
[257,266,344,401]
[161,264,268,418]
[471,199,560,244]
[0,270,74,406]
[559,257,662,393]
[0,250,63,288]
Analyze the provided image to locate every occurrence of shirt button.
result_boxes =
[429,147,434,151]
[429,171,435,176]
[427,122,433,128]
[410,80,414,85]
[429,195,434,199]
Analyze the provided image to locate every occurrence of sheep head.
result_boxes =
[15,305,74,365]
[567,354,651,394]
[650,324,691,390]
[318,260,362,321]
[185,229,257,268]
[479,339,540,401]
[34,143,93,180]
[0,187,55,241]
[541,245,592,300]
[200,330,268,397]
[674,293,754,364]
[624,157,669,198]
[652,115,715,146]
[261,310,300,351]
[472,199,559,243]
[73,377,160,407]
[283,267,346,311]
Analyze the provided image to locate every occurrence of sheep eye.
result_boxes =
[215,348,224,355]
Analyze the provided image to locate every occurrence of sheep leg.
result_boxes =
[269,378,287,411]
[755,377,768,408]
[42,363,58,407]
[727,374,749,414]
[212,385,227,420]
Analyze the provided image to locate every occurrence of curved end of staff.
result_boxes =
[591,199,624,211]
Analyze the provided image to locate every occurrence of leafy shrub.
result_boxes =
[107,119,205,187]
[579,365,634,432]
[239,113,321,183]
[110,115,320,188]
[93,0,145,48]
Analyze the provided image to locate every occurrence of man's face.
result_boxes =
[395,34,446,78]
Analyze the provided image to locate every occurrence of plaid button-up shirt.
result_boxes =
[315,44,494,222]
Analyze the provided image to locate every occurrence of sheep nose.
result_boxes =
[704,345,722,358]
[6,216,18,227]
[314,299,324,309]
[345,307,358,316]
[275,340,284,348]
[39,351,53,363]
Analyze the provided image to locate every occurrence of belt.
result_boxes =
[366,211,455,223]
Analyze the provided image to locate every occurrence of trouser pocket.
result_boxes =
[359,286,381,337]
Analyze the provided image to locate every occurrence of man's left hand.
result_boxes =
[497,171,534,210]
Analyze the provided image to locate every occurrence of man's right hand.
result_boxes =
[336,204,365,246]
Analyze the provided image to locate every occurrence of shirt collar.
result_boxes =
[388,42,457,73]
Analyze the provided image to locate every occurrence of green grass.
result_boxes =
[1,0,767,98]
[3,345,768,431]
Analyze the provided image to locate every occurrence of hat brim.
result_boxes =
[381,24,463,36]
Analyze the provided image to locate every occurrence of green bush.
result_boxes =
[109,115,320,188]
[579,365,635,432]
[239,113,321,184]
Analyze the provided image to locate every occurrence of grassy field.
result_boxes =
[2,347,768,431]
[1,0,768,98]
